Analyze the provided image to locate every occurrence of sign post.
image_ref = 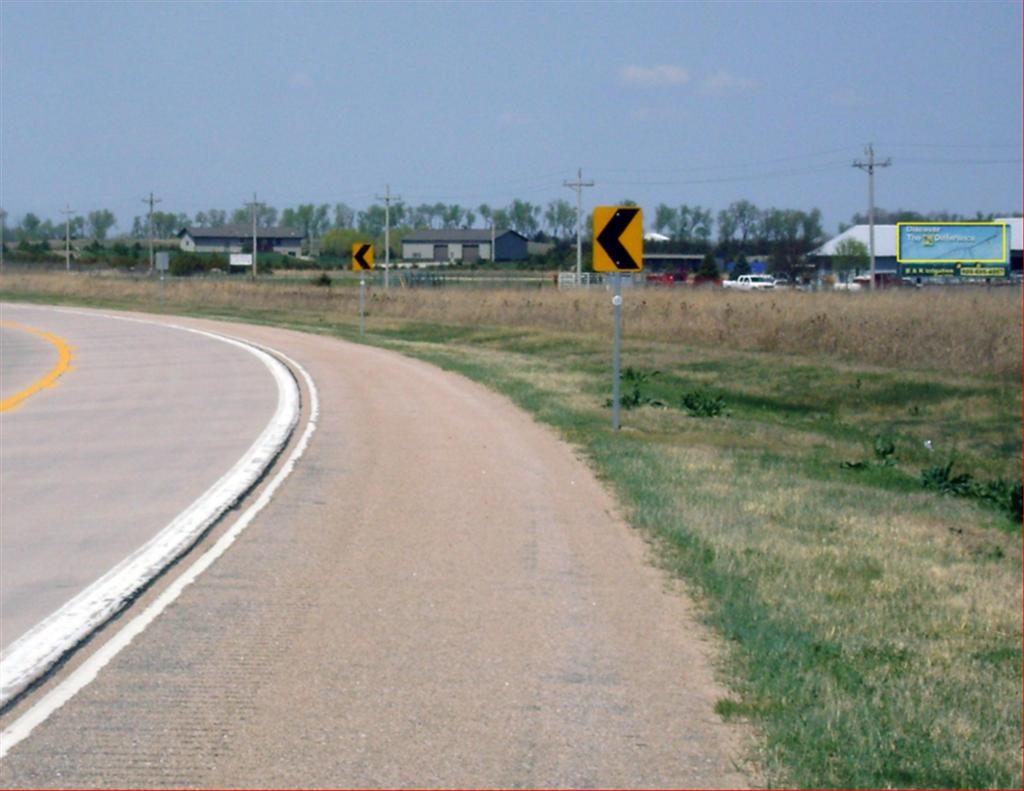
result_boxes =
[352,243,375,337]
[155,251,169,312]
[593,206,643,430]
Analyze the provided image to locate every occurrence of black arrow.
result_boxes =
[597,208,640,270]
[354,244,372,269]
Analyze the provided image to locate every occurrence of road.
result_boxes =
[0,310,748,788]
[1,305,281,651]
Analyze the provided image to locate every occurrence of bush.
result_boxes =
[681,388,726,417]
[170,251,227,276]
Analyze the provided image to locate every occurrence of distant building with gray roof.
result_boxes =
[177,225,303,256]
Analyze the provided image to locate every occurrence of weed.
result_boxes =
[608,367,665,410]
[681,388,727,417]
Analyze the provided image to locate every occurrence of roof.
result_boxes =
[401,228,525,243]
[179,225,303,240]
[813,218,1022,257]
[811,225,898,258]
[993,217,1023,251]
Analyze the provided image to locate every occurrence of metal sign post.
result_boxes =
[612,274,623,430]
[593,206,643,430]
[359,276,366,336]
[155,252,169,312]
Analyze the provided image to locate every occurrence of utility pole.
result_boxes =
[375,184,401,289]
[60,205,75,272]
[246,192,264,282]
[564,167,594,286]
[853,144,891,291]
[142,192,162,274]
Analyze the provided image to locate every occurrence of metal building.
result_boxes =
[401,229,529,263]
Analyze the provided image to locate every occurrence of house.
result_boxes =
[177,225,304,256]
[401,229,529,263]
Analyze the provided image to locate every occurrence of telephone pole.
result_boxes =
[564,167,594,285]
[852,144,891,291]
[60,205,75,271]
[246,192,264,282]
[142,192,162,274]
[375,184,401,288]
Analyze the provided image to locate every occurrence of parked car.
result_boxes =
[723,274,776,290]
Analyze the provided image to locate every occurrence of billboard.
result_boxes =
[897,222,1009,277]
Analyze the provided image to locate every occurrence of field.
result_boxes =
[2,271,1021,788]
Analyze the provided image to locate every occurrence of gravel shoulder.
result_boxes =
[1,317,749,789]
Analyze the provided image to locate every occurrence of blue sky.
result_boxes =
[2,0,1021,235]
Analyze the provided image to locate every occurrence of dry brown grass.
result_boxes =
[2,271,1020,378]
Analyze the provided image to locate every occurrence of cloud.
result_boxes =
[620,64,690,87]
[702,70,756,95]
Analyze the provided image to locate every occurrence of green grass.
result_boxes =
[3,278,1021,788]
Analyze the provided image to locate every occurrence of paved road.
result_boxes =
[0,305,280,648]
[0,313,748,789]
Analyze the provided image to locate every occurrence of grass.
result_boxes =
[2,271,1022,788]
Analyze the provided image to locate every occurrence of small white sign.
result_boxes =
[230,253,253,268]
[155,252,170,271]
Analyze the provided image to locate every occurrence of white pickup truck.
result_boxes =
[723,274,776,291]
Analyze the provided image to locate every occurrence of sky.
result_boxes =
[1,0,1021,237]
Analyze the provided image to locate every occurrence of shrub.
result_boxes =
[681,389,726,417]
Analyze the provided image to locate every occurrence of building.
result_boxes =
[177,225,304,256]
[810,225,899,274]
[812,219,1022,277]
[401,229,529,263]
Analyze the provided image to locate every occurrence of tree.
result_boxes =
[731,252,751,278]
[726,199,761,247]
[695,251,719,280]
[258,205,279,228]
[508,199,540,236]
[442,204,464,229]
[86,209,117,240]
[832,237,869,282]
[653,204,677,236]
[491,208,511,232]
[544,199,575,239]
[357,205,386,236]
[716,207,737,248]
[333,202,355,229]
[320,227,372,260]
[477,204,492,228]
[18,213,42,241]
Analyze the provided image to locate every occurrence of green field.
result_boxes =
[2,272,1021,788]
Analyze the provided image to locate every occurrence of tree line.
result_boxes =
[6,200,1018,251]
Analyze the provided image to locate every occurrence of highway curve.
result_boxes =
[0,312,749,789]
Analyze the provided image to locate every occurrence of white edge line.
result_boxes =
[0,308,310,734]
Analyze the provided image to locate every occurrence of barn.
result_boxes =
[401,229,529,263]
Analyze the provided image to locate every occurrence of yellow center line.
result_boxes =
[0,321,75,413]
